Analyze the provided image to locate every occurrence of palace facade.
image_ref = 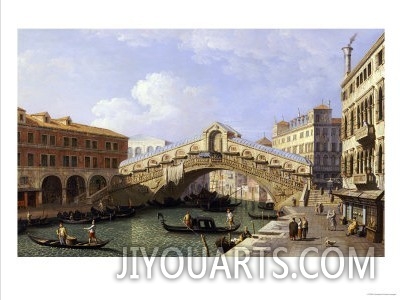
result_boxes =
[272,105,342,189]
[333,33,385,243]
[17,107,128,208]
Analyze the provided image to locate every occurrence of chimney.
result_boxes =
[341,45,353,75]
[342,33,357,75]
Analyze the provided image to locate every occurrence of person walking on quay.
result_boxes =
[56,221,68,245]
[84,220,97,244]
[301,216,308,239]
[327,209,337,231]
[297,218,303,240]
[315,203,320,214]
[289,218,298,240]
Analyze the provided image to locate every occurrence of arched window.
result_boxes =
[344,116,348,138]
[378,145,383,173]
[323,155,328,166]
[147,146,154,153]
[378,87,384,121]
[357,106,361,128]
[349,154,354,176]
[368,95,373,124]
[350,110,354,135]
[135,147,142,156]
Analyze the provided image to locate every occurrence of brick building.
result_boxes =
[17,107,128,208]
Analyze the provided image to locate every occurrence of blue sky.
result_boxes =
[17,29,384,142]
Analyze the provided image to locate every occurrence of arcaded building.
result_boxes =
[17,107,128,208]
[272,105,342,189]
[333,33,385,243]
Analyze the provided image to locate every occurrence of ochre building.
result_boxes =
[334,33,385,243]
[17,107,128,208]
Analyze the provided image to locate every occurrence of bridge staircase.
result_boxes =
[84,187,110,206]
[306,189,340,207]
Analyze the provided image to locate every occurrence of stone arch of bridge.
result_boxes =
[110,157,307,207]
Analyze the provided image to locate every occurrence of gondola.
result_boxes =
[27,233,110,249]
[157,212,240,234]
[106,206,135,218]
[248,210,278,220]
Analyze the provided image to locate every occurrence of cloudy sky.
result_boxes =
[18,29,384,142]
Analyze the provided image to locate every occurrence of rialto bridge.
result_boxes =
[108,122,313,208]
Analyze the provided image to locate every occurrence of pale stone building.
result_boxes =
[333,32,385,243]
[272,105,342,189]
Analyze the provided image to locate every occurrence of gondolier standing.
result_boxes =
[56,221,68,245]
[84,220,97,244]
[183,211,192,228]
[226,208,235,228]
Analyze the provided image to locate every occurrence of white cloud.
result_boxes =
[91,72,219,141]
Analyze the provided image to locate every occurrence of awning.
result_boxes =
[332,188,384,204]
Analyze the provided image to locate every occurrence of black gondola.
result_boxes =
[27,234,110,249]
[248,210,278,220]
[157,212,240,234]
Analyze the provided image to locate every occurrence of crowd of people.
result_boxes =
[289,216,309,240]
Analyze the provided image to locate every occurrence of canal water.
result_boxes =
[18,200,273,257]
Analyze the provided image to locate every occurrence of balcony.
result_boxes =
[355,125,375,144]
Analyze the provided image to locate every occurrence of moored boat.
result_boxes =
[248,210,278,220]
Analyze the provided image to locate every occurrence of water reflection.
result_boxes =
[18,200,271,257]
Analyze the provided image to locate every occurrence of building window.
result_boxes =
[63,137,69,147]
[376,49,384,66]
[85,140,91,149]
[331,128,336,136]
[316,142,320,152]
[41,135,48,145]
[71,138,78,148]
[378,87,384,121]
[323,155,328,166]
[135,147,142,156]
[41,154,48,167]
[105,142,112,150]
[93,157,98,168]
[147,146,154,153]
[92,141,98,149]
[49,155,56,167]
[50,135,56,146]
[28,153,34,166]
[112,158,118,168]
[85,157,90,168]
[28,132,34,143]
[300,132,304,138]
[71,156,77,167]
[113,143,118,151]
[331,143,336,152]
[18,153,20,166]
[323,143,328,152]
[377,145,383,173]
[63,156,70,167]
[105,157,111,168]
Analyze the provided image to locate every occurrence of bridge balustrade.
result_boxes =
[110,155,306,193]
